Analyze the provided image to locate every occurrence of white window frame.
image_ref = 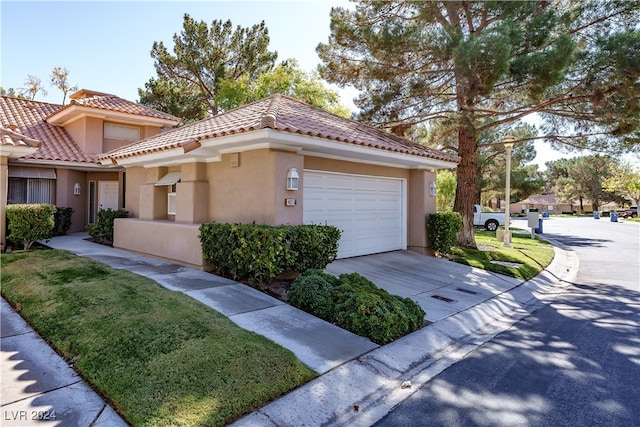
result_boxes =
[167,183,177,215]
[104,123,140,141]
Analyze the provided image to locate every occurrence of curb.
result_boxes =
[231,241,580,427]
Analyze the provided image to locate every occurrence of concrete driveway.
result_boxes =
[325,250,522,323]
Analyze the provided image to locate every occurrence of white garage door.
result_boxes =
[303,171,406,258]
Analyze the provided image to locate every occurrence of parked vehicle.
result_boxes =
[473,204,506,231]
[617,206,638,218]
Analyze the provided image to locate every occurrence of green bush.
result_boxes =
[6,204,56,250]
[53,207,74,236]
[288,269,340,320]
[285,225,341,272]
[289,271,425,345]
[427,211,462,255]
[199,222,341,284]
[88,208,128,244]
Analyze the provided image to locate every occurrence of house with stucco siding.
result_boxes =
[0,89,180,249]
[99,94,459,269]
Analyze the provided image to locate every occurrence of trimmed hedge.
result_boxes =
[6,204,56,250]
[88,208,128,244]
[199,223,341,284]
[288,271,425,345]
[427,211,462,255]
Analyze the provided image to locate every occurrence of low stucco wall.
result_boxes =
[113,218,209,270]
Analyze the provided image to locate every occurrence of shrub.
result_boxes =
[289,271,425,345]
[288,270,340,321]
[53,207,74,236]
[285,225,341,272]
[6,204,56,250]
[88,208,128,244]
[334,273,425,344]
[199,222,341,284]
[427,211,462,255]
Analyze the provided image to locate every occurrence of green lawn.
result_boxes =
[0,249,316,427]
[451,230,555,280]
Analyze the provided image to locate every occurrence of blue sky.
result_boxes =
[1,0,356,106]
[1,1,637,169]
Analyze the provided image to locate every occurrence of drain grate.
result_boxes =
[431,294,455,303]
[455,287,479,295]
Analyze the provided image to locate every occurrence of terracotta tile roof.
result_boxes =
[0,125,42,149]
[0,96,96,164]
[49,90,180,123]
[102,94,460,164]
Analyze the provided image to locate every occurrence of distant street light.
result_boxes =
[503,134,516,248]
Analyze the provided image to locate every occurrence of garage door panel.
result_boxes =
[354,217,378,231]
[379,198,401,211]
[379,180,401,192]
[305,174,324,188]
[326,197,353,212]
[354,178,379,191]
[326,176,353,190]
[304,171,406,258]
[355,197,378,211]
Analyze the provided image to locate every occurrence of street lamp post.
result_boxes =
[503,134,516,248]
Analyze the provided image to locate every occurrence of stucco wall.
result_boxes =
[0,156,7,248]
[207,149,303,225]
[64,116,103,155]
[55,168,89,233]
[304,157,410,180]
[113,218,209,269]
[408,169,437,254]
[124,166,144,217]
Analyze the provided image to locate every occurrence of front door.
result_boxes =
[98,181,119,211]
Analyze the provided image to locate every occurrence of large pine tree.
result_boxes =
[139,14,277,122]
[317,0,640,248]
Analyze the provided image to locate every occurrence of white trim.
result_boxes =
[155,171,181,186]
[104,128,458,170]
[167,192,177,215]
[0,145,40,159]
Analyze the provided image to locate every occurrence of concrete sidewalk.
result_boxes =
[233,241,579,427]
[1,232,578,426]
[1,299,127,427]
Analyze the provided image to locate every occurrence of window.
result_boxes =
[8,178,55,204]
[156,172,181,216]
[104,123,140,141]
[168,184,177,215]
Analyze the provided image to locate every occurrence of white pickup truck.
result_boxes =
[473,205,505,231]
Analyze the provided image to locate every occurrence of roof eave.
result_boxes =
[47,105,180,128]
[101,128,459,170]
[0,145,40,159]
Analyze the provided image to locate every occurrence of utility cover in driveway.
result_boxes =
[303,171,406,258]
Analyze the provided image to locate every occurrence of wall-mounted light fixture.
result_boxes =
[429,181,437,196]
[286,168,299,191]
[73,183,81,196]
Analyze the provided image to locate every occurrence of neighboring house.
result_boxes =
[0,89,180,249]
[510,194,573,215]
[99,94,459,269]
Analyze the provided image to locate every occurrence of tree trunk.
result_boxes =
[454,120,479,249]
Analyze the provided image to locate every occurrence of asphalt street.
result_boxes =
[376,217,640,427]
